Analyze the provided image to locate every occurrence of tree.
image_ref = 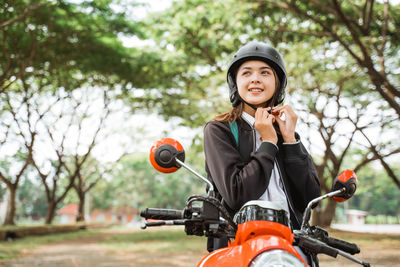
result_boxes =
[2,0,204,129]
[0,0,161,93]
[258,0,400,190]
[5,87,75,225]
[0,0,180,225]
[145,0,400,226]
[1,0,52,94]
[71,154,126,222]
[265,0,399,117]
[17,174,48,221]
[92,149,205,212]
[349,164,400,216]
[0,84,124,225]
[0,88,37,225]
[30,87,122,224]
[139,0,257,126]
[283,41,400,225]
[0,155,32,225]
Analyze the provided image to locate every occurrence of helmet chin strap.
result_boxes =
[239,94,281,133]
[238,94,267,111]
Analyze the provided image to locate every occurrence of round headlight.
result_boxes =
[249,249,305,267]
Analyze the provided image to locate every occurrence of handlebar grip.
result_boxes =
[326,237,360,255]
[298,236,338,258]
[140,208,184,220]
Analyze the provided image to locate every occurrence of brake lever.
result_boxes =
[294,231,370,266]
[141,219,187,229]
[310,226,360,255]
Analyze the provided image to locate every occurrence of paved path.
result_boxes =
[1,225,399,266]
[0,234,138,267]
[0,228,203,267]
[332,224,400,234]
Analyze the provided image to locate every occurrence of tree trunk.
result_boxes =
[3,185,17,226]
[311,198,337,227]
[76,192,85,222]
[45,201,56,224]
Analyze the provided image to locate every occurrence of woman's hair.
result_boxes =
[214,67,281,122]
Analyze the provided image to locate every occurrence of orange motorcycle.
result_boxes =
[140,138,370,267]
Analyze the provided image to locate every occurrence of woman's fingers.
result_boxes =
[272,105,297,121]
[256,108,273,123]
[255,107,277,143]
[271,105,297,143]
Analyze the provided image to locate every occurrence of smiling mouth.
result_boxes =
[248,88,264,92]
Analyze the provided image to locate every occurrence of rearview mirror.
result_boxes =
[149,138,185,173]
[300,169,358,231]
[332,170,358,202]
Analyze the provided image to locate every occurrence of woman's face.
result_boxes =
[236,60,276,108]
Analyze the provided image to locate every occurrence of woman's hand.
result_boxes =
[272,105,297,143]
[255,107,278,144]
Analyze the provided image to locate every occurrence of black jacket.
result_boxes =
[203,118,321,230]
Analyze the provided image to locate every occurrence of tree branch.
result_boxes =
[364,0,375,34]
[278,1,365,66]
[331,0,370,62]
[0,172,12,187]
[377,0,388,75]
[1,2,49,29]
[355,124,400,188]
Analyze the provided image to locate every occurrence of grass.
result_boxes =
[1,225,399,266]
[318,228,400,266]
[0,226,207,260]
[100,227,400,266]
[99,227,205,253]
[0,229,100,259]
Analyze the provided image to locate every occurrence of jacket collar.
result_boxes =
[241,111,255,127]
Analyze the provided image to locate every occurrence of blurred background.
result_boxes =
[0,0,399,240]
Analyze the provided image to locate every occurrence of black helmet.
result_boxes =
[227,41,287,107]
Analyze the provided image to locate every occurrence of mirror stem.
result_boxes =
[300,188,346,231]
[175,158,215,196]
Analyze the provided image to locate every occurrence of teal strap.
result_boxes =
[229,121,239,147]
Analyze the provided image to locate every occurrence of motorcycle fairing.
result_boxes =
[197,221,307,267]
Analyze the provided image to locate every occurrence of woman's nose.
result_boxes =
[250,73,261,83]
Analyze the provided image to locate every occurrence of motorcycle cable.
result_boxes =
[187,195,237,232]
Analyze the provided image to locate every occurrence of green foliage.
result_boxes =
[138,0,260,126]
[0,0,171,94]
[2,0,399,228]
[142,0,400,228]
[0,184,5,201]
[348,164,400,216]
[141,0,399,124]
[91,151,205,211]
[17,176,48,218]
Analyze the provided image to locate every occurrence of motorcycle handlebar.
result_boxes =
[326,236,360,255]
[297,235,338,258]
[296,233,369,266]
[140,208,184,220]
[309,226,360,255]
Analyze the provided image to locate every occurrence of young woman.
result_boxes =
[203,41,321,254]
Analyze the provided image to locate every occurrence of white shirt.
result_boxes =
[241,112,291,221]
[240,112,309,264]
